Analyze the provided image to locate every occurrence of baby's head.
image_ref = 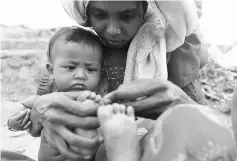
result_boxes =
[46,27,103,92]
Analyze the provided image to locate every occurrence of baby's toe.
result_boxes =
[89,92,96,99]
[95,95,102,103]
[126,106,135,117]
[112,103,120,114]
[119,105,126,114]
[98,105,113,125]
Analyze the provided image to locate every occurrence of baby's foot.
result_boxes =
[97,103,140,161]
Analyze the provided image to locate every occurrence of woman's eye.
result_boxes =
[92,12,107,19]
[121,13,136,21]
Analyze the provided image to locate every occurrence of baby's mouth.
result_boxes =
[71,84,87,91]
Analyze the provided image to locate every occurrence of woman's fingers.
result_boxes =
[42,125,82,160]
[49,132,81,160]
[104,79,167,102]
[127,86,176,109]
[56,125,100,150]
[42,121,99,158]
[63,91,83,100]
[54,93,99,116]
[124,93,176,119]
[43,108,99,128]
[34,92,96,116]
[53,134,81,160]
[69,145,96,157]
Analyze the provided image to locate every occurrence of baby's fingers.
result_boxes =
[13,111,27,121]
[21,111,30,126]
[23,121,32,130]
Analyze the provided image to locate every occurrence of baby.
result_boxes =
[7,26,105,161]
[7,26,145,161]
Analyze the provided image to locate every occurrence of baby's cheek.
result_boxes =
[74,128,98,138]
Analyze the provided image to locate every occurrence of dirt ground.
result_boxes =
[1,25,236,161]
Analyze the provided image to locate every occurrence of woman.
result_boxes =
[38,0,207,104]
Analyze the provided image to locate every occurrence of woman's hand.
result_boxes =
[29,91,101,160]
[104,79,195,119]
[42,121,101,160]
[29,92,99,135]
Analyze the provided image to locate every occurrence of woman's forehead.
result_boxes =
[88,1,141,13]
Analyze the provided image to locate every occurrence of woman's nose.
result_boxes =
[75,69,86,81]
[106,19,120,37]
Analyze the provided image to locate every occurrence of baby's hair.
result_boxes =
[47,26,103,62]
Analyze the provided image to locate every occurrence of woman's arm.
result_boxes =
[104,79,195,119]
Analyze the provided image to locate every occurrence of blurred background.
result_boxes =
[1,0,237,160]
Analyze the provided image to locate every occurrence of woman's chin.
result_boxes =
[104,41,128,49]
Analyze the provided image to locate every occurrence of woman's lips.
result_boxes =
[106,39,124,46]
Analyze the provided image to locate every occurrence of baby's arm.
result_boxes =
[7,96,38,131]
[7,96,38,120]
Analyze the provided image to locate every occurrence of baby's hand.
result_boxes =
[8,109,31,131]
[76,91,102,103]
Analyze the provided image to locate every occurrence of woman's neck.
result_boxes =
[104,45,129,66]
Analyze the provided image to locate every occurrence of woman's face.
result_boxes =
[87,1,145,49]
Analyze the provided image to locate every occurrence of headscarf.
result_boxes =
[61,0,198,84]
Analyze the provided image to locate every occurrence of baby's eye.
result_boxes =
[87,68,97,73]
[64,65,75,71]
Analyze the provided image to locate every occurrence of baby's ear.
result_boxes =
[46,62,55,80]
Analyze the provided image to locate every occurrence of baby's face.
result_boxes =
[51,40,102,92]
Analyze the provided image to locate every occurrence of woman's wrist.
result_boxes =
[21,95,39,109]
